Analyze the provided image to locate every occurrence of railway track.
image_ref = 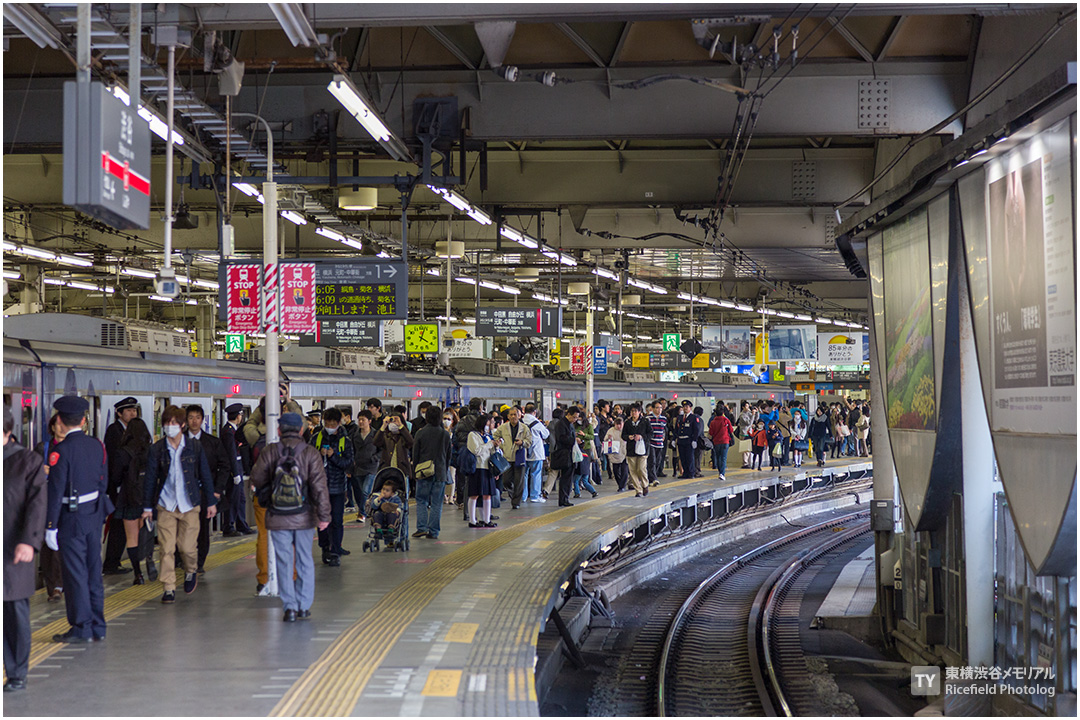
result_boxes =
[656,512,872,717]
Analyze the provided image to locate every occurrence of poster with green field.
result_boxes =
[883,209,937,430]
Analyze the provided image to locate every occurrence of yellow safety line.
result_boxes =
[24,540,255,671]
[270,478,705,717]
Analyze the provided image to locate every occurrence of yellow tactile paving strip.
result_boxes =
[270,477,702,717]
[24,540,256,671]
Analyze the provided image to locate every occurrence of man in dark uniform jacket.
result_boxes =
[4,406,47,691]
[220,403,254,536]
[102,397,139,575]
[44,396,110,643]
[185,405,233,572]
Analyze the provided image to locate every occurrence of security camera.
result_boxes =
[155,267,180,298]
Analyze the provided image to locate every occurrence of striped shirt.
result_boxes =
[647,414,667,447]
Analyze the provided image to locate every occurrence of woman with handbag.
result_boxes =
[808,406,831,467]
[465,413,498,528]
[441,409,459,506]
[620,404,651,497]
[411,406,451,539]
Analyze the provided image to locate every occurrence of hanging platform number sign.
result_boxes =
[280,263,317,333]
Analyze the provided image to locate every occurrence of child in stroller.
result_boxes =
[362,467,410,552]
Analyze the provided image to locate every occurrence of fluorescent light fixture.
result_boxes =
[110,85,186,145]
[592,267,618,280]
[456,276,477,285]
[466,206,492,225]
[540,246,577,266]
[269,2,318,47]
[500,226,539,249]
[376,251,391,258]
[185,298,198,306]
[794,313,813,322]
[54,252,93,268]
[734,303,754,312]
[122,268,157,279]
[234,182,260,197]
[627,277,666,294]
[637,334,653,340]
[3,3,63,49]
[315,227,345,242]
[425,268,441,276]
[776,311,796,319]
[42,277,65,286]
[328,74,412,162]
[66,280,101,291]
[677,291,693,301]
[435,315,458,321]
[280,210,307,226]
[533,291,569,306]
[3,270,20,280]
[149,295,173,302]
[19,246,56,261]
[499,283,521,295]
[760,307,777,316]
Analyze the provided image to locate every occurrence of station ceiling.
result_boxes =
[2,3,1074,335]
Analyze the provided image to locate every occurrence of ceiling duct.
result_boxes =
[474,20,516,69]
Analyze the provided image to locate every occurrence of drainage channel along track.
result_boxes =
[656,512,871,717]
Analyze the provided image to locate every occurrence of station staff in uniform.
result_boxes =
[102,397,139,575]
[44,396,111,643]
[220,403,254,536]
[675,400,704,479]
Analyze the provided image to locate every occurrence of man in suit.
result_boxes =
[102,397,139,575]
[185,405,232,573]
[4,406,47,690]
[550,406,580,507]
[220,403,254,536]
[44,396,110,643]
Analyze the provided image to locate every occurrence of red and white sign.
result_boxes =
[279,263,316,333]
[571,345,588,375]
[226,264,262,333]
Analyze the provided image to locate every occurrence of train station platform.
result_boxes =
[5,458,872,717]
[815,545,878,619]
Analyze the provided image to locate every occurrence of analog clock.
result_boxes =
[403,323,440,353]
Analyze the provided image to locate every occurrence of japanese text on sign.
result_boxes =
[315,283,397,317]
[226,265,262,334]
[475,306,562,337]
[280,263,316,333]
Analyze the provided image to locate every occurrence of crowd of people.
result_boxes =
[2,388,870,690]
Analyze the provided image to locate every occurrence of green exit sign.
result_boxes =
[225,333,246,353]
[662,333,681,351]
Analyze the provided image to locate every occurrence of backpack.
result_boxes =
[269,443,307,515]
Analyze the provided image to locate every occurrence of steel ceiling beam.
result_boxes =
[425,25,478,70]
[875,15,908,61]
[555,22,608,68]
[609,21,633,66]
[827,17,875,63]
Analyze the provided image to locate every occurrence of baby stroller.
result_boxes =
[361,466,410,552]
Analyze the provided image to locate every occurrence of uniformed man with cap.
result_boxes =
[220,403,254,536]
[303,409,323,444]
[44,396,111,643]
[102,397,140,575]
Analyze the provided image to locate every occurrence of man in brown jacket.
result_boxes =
[4,406,47,691]
[250,413,330,622]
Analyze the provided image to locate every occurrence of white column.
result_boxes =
[959,266,994,667]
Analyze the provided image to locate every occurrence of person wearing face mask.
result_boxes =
[376,413,413,480]
[311,408,354,566]
[141,405,217,604]
[412,406,452,539]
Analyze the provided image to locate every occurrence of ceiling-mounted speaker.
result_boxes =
[567,282,590,296]
[681,337,703,359]
[515,267,539,283]
[173,202,200,230]
[505,341,529,362]
[622,294,641,306]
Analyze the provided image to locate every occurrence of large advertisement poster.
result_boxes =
[883,209,937,430]
[984,119,1076,433]
[767,325,817,361]
[817,332,862,365]
[701,325,752,362]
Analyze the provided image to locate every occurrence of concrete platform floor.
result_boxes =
[5,456,871,717]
